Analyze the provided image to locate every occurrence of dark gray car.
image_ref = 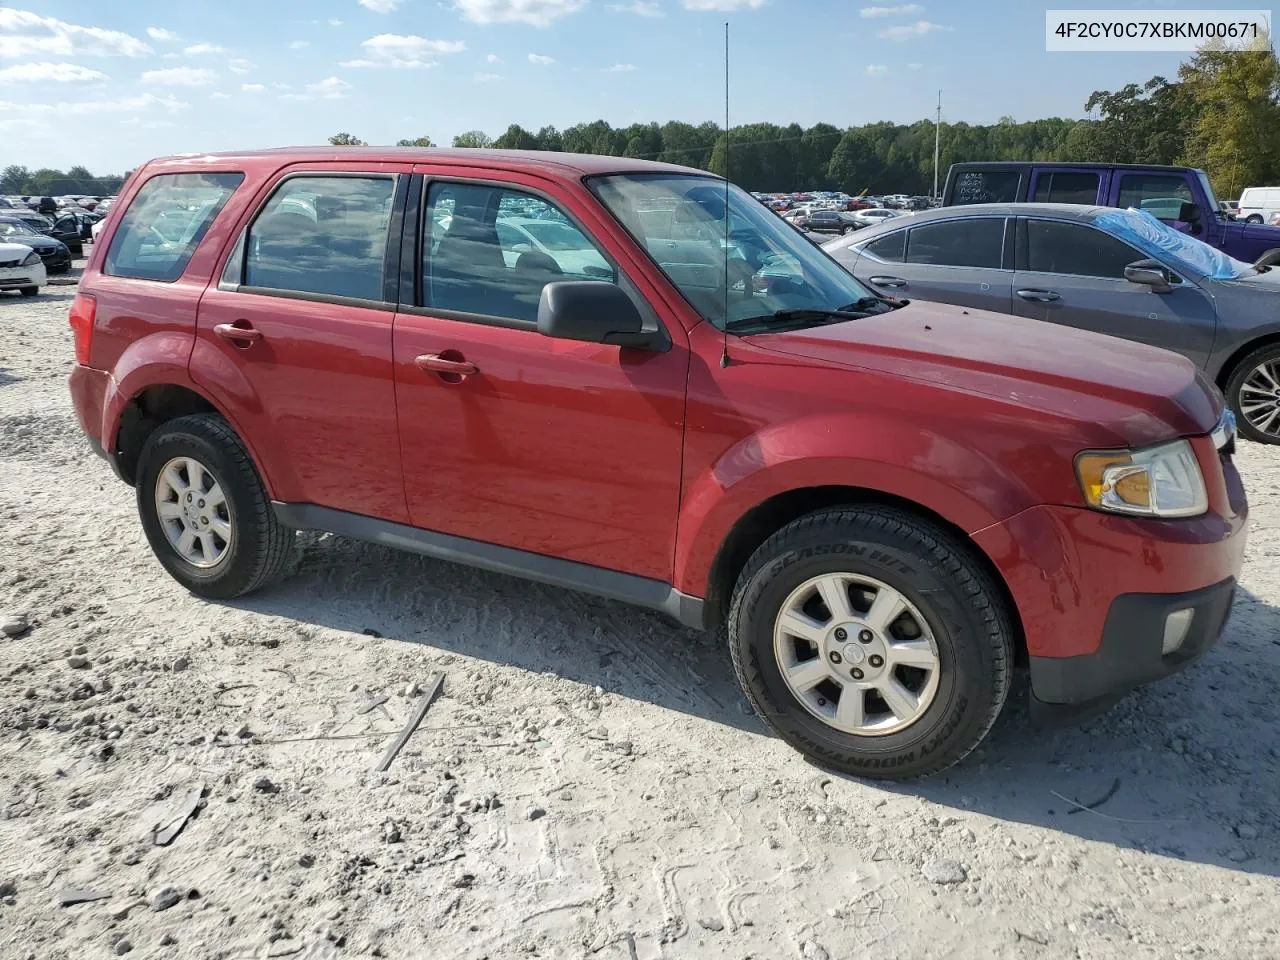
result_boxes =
[823,203,1280,443]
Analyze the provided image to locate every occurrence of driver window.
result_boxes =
[423,182,614,322]
[1116,175,1198,227]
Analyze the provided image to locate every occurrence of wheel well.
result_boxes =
[1215,333,1280,392]
[114,385,218,486]
[702,486,1028,665]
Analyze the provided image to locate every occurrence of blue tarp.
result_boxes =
[1095,207,1247,280]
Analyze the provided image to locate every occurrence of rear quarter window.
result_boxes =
[105,172,244,282]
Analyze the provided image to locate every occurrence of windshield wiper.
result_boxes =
[724,307,862,331]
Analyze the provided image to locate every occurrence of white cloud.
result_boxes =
[680,0,763,10]
[864,63,888,75]
[604,63,635,72]
[0,93,188,116]
[0,61,107,83]
[879,20,951,39]
[184,43,226,55]
[609,0,663,14]
[342,33,465,68]
[241,82,266,92]
[290,40,311,49]
[228,58,252,74]
[281,76,351,100]
[859,3,923,16]
[358,0,402,11]
[0,9,152,58]
[329,19,345,26]
[474,71,502,81]
[528,52,555,65]
[456,0,587,28]
[908,61,923,69]
[486,53,502,63]
[210,91,231,99]
[140,67,217,87]
[146,26,179,42]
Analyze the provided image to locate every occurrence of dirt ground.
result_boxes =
[1,269,1278,960]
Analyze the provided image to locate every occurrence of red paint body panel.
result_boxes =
[66,147,1249,680]
[973,437,1248,657]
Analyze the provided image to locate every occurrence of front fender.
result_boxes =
[672,412,1040,598]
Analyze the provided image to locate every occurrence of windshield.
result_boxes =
[0,220,40,238]
[1196,171,1223,218]
[1096,207,1251,280]
[591,173,873,330]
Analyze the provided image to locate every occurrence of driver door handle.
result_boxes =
[1016,289,1061,303]
[213,322,263,345]
[869,276,907,288]
[415,354,479,377]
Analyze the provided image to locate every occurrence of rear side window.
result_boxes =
[906,219,1004,268]
[1024,219,1143,278]
[1115,174,1196,221]
[950,170,1021,205]
[1032,172,1101,205]
[243,176,395,302]
[105,173,243,282]
[862,230,905,262]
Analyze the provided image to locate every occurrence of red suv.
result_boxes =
[69,148,1247,778]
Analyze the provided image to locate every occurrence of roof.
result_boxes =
[948,161,1200,174]
[144,146,713,180]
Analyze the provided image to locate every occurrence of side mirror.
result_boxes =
[1124,258,1174,293]
[537,281,653,349]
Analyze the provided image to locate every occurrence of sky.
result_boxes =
[0,0,1215,174]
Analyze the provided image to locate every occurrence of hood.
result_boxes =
[747,299,1220,448]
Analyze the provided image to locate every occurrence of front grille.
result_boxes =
[0,258,19,268]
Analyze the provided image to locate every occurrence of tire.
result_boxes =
[136,414,295,599]
[728,506,1013,780]
[20,287,38,297]
[1225,342,1280,444]
[1246,214,1264,224]
[841,225,853,235]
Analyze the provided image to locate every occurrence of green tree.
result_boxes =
[452,130,494,148]
[328,132,367,146]
[492,124,540,150]
[1,165,31,193]
[535,125,563,151]
[396,135,434,147]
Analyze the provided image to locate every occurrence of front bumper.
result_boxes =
[973,433,1247,707]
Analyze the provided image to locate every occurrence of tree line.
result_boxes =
[334,41,1280,199]
[1,165,129,197]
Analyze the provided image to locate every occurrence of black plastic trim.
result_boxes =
[272,502,706,629]
[1029,577,1235,706]
[224,286,393,313]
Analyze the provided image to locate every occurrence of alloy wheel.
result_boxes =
[1238,359,1280,439]
[154,456,233,568]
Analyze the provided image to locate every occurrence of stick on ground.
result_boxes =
[374,672,444,772]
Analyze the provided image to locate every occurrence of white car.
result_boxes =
[849,207,904,226]
[0,240,46,296]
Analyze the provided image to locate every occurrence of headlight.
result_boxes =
[21,251,40,266]
[1075,439,1207,518]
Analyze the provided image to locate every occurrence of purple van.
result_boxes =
[943,162,1280,265]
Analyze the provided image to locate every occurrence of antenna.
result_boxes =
[720,21,732,369]
[932,89,942,199]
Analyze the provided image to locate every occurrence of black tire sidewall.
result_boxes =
[136,420,259,596]
[731,518,1004,778]
[1227,344,1280,445]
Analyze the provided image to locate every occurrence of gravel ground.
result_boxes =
[1,268,1279,960]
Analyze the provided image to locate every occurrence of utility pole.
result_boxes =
[933,89,942,199]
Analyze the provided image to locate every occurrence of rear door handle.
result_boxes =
[868,276,907,288]
[213,321,263,345]
[415,353,478,378]
[1016,289,1061,302]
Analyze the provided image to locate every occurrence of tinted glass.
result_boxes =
[424,182,613,322]
[950,170,1021,205]
[106,173,243,282]
[1025,219,1143,278]
[242,176,394,302]
[593,174,873,329]
[906,218,1004,268]
[863,230,905,262]
[1116,174,1196,221]
[1032,172,1100,205]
